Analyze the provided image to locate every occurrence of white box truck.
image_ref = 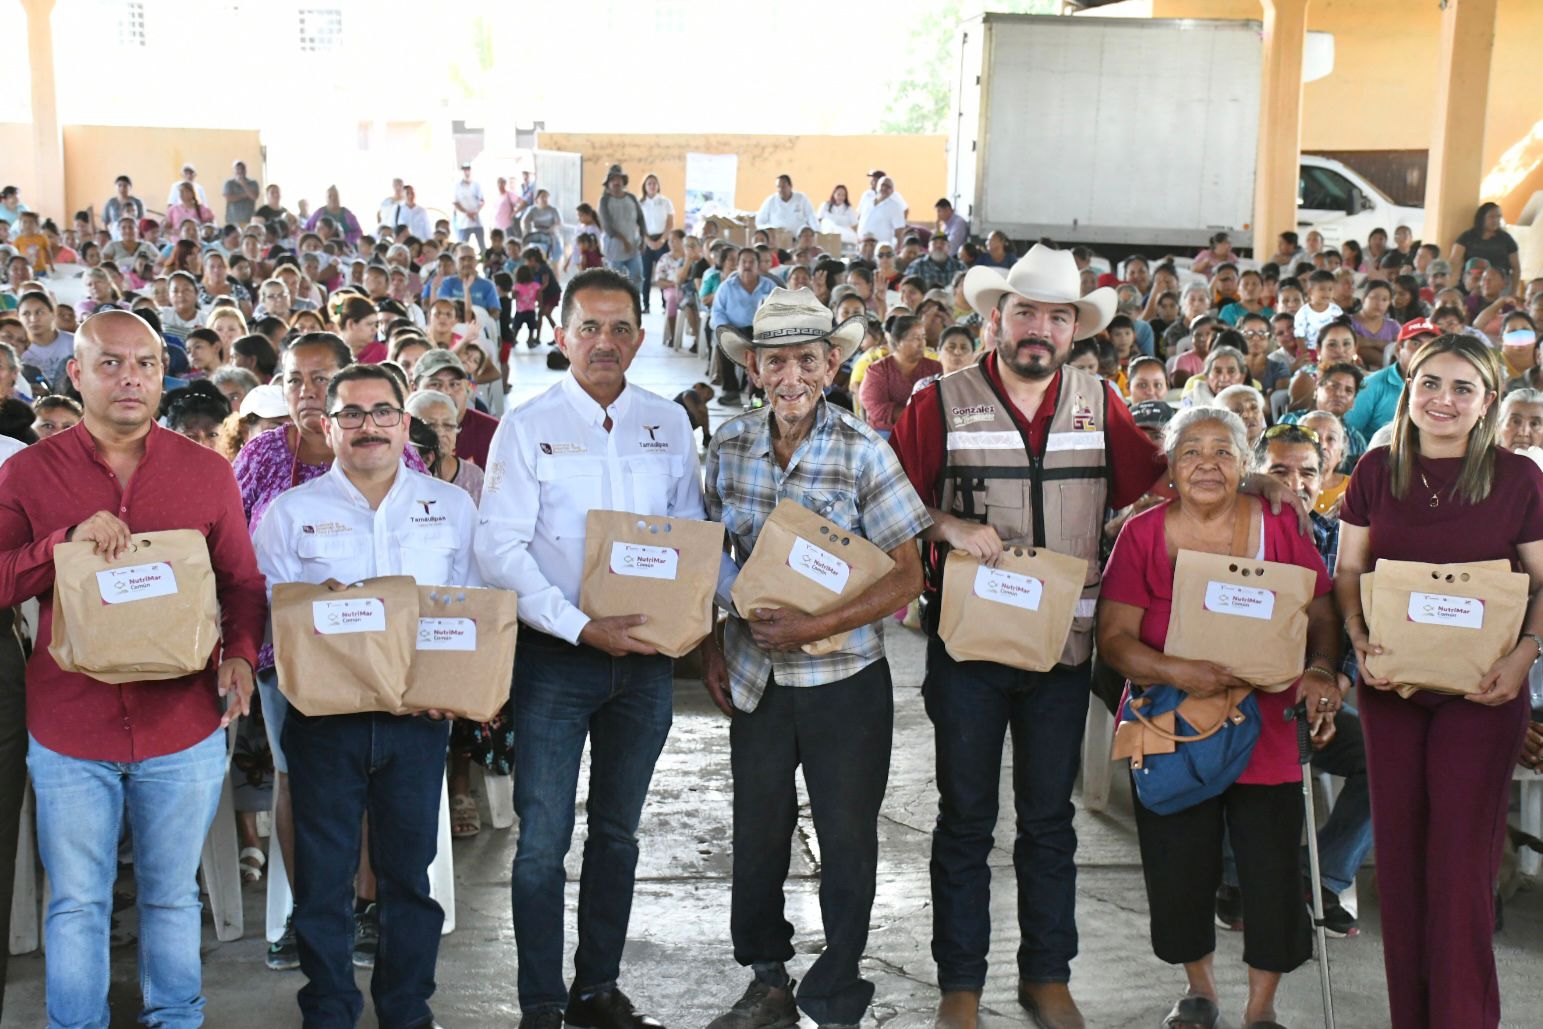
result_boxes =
[948,14,1422,253]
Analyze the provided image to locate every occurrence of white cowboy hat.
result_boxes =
[962,243,1116,340]
[715,287,867,368]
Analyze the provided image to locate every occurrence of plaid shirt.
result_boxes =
[706,400,932,712]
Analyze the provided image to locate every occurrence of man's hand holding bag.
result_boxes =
[729,498,894,656]
[271,575,418,716]
[936,546,1089,672]
[400,585,520,721]
[49,529,220,683]
[578,510,724,658]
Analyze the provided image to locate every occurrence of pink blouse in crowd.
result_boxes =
[860,354,942,435]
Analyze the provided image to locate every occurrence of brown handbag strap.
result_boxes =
[1128,687,1245,745]
[1228,497,1253,558]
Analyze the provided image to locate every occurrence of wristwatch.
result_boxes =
[1522,632,1543,663]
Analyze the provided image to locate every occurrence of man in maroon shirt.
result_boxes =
[0,310,266,1026]
[411,347,499,467]
[891,245,1155,1029]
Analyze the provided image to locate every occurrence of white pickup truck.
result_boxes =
[948,13,1423,253]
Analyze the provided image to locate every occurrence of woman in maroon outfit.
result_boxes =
[1335,334,1543,1028]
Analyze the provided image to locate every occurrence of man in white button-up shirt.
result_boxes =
[253,364,477,1029]
[475,268,709,1029]
[755,175,818,237]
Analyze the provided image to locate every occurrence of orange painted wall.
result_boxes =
[1147,0,1542,187]
[0,123,262,224]
[535,133,949,225]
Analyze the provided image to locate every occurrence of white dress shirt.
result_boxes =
[253,460,480,594]
[755,191,818,235]
[857,188,909,225]
[382,202,431,240]
[474,373,705,645]
[858,195,908,243]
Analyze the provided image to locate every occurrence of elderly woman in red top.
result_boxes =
[1336,335,1543,1028]
[858,314,941,439]
[1099,405,1342,1029]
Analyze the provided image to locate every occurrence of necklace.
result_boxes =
[1419,468,1443,508]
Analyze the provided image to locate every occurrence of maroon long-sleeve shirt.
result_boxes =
[0,423,267,761]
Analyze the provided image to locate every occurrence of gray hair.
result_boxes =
[1500,389,1543,420]
[1202,344,1246,376]
[0,341,17,372]
[1163,405,1255,474]
[210,366,258,393]
[1216,383,1265,412]
[405,389,457,421]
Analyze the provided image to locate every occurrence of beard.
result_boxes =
[996,330,1064,380]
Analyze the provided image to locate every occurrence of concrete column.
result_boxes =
[1423,0,1499,254]
[1251,0,1309,259]
[23,0,64,224]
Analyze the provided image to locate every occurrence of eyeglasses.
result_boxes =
[328,405,403,429]
[1241,329,1270,339]
[1262,423,1319,444]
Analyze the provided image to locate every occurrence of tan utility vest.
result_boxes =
[935,363,1109,666]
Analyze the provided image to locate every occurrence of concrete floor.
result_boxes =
[6,321,1543,1027]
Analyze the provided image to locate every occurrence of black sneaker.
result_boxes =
[266,915,300,971]
[351,902,378,968]
[706,978,799,1029]
[564,985,664,1029]
[1214,883,1244,931]
[519,1009,565,1029]
[1314,886,1359,938]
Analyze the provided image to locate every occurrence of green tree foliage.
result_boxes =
[881,0,1059,134]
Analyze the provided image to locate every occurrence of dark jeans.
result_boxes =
[511,630,674,1013]
[1134,780,1311,974]
[640,238,668,311]
[283,710,451,1029]
[730,660,893,1027]
[923,636,1088,989]
[0,609,26,1020]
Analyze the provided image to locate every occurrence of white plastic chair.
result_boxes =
[266,774,455,941]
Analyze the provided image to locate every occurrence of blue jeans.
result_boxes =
[283,710,450,1029]
[456,224,485,249]
[256,665,290,774]
[923,636,1089,988]
[28,728,227,1029]
[1221,707,1372,895]
[729,661,893,1027]
[606,253,645,294]
[511,630,673,1013]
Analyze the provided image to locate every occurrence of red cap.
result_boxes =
[138,217,158,234]
[1397,317,1437,342]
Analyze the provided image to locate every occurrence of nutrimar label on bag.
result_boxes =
[96,562,179,605]
[972,565,1044,612]
[788,537,851,594]
[1203,581,1276,621]
[609,542,679,580]
[1406,591,1484,629]
[312,598,387,635]
[416,617,477,651]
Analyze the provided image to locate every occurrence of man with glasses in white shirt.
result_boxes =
[254,363,477,1029]
[475,268,711,1029]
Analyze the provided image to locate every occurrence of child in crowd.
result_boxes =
[512,265,541,348]
[493,271,515,362]
[1294,268,1343,358]
[13,212,51,274]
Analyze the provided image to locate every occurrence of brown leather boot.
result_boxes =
[935,990,980,1029]
[1018,981,1086,1029]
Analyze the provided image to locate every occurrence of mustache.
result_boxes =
[350,435,391,447]
[1014,336,1054,352]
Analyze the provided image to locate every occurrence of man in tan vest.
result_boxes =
[891,244,1160,1029]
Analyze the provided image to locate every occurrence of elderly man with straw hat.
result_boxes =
[701,287,933,1029]
[598,164,648,293]
[888,243,1162,1029]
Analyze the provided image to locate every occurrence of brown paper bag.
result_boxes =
[937,547,1089,672]
[400,586,520,721]
[271,576,419,716]
[578,510,724,658]
[1362,559,1529,696]
[49,529,220,683]
[730,498,895,656]
[1165,549,1319,691]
